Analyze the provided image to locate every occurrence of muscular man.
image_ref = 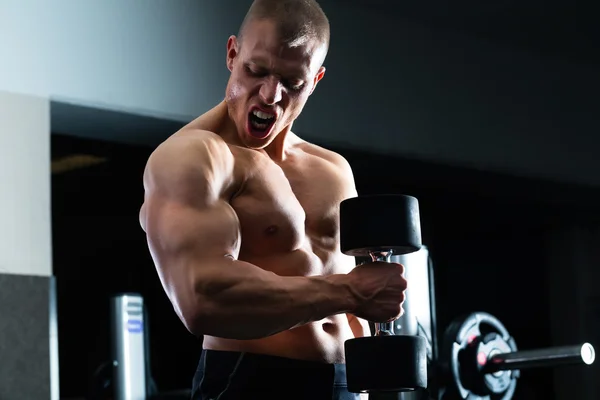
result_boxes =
[140,0,408,398]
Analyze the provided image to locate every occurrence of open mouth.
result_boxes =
[247,108,276,139]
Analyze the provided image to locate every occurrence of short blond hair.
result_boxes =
[238,0,330,56]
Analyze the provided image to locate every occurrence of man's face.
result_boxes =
[225,19,326,149]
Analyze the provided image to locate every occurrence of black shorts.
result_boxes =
[191,350,361,400]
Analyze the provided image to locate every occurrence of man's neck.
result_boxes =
[264,127,297,162]
[211,100,301,162]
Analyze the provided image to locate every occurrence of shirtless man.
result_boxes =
[140,0,408,398]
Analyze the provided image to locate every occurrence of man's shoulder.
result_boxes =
[145,129,235,183]
[164,128,230,153]
[295,138,357,195]
[150,129,232,166]
[297,139,353,172]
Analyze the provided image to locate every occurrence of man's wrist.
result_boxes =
[321,273,359,315]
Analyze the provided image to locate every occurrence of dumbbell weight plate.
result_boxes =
[438,312,518,400]
[339,194,422,257]
[345,335,428,393]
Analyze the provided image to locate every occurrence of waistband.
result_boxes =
[198,349,348,386]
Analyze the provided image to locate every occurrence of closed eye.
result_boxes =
[245,63,305,91]
[284,80,305,91]
[244,64,267,77]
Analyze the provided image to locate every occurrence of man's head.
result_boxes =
[225,0,330,149]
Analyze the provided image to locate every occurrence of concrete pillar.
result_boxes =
[0,90,58,399]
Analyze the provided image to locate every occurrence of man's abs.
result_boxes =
[203,314,356,364]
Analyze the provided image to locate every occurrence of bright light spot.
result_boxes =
[477,352,488,366]
[581,343,595,365]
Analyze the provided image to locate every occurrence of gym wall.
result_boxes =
[0,90,58,399]
[1,0,599,186]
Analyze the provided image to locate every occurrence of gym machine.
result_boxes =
[339,194,596,400]
[110,293,148,400]
[89,293,190,400]
[393,247,594,400]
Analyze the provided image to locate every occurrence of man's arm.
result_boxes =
[140,132,359,340]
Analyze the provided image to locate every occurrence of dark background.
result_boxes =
[51,131,600,399]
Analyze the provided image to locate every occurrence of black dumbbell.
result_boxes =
[340,194,428,394]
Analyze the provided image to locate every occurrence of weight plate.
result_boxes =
[345,335,428,393]
[438,312,519,400]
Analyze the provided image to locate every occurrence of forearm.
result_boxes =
[189,258,357,340]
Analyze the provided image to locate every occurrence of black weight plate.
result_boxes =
[339,195,422,257]
[345,335,428,393]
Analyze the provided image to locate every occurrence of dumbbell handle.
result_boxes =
[484,343,595,374]
[370,251,395,336]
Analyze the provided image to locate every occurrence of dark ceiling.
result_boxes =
[344,0,599,65]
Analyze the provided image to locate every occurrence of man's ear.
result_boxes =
[309,66,326,95]
[226,36,239,72]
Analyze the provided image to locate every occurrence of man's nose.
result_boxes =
[259,77,283,105]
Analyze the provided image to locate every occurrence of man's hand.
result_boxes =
[346,261,408,323]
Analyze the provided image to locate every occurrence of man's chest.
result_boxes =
[230,149,352,254]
